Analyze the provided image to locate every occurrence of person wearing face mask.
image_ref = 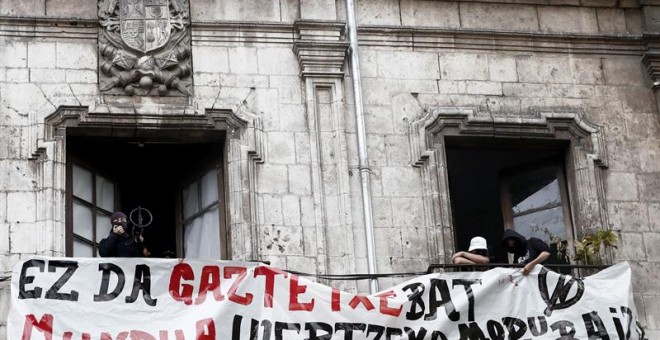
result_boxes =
[99,211,146,257]
[502,229,551,276]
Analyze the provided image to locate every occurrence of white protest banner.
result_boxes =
[8,257,645,339]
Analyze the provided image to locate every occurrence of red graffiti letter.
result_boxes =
[331,288,341,312]
[195,266,223,305]
[348,295,375,311]
[101,332,129,340]
[254,266,288,308]
[224,266,253,305]
[196,319,216,340]
[289,275,315,311]
[158,330,184,340]
[64,333,90,340]
[169,262,194,305]
[21,314,53,340]
[130,330,156,340]
[376,290,403,317]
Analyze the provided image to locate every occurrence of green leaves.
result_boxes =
[574,230,618,265]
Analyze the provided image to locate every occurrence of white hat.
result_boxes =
[468,236,488,251]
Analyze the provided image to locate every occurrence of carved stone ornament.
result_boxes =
[98,0,192,96]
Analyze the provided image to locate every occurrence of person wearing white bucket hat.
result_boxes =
[451,236,490,265]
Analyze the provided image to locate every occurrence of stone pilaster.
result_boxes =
[292,21,356,289]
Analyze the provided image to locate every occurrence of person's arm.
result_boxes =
[522,238,551,275]
[98,233,119,257]
[522,251,550,275]
[453,251,489,264]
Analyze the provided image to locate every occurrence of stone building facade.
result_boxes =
[1,0,660,337]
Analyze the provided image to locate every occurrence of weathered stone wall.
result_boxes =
[1,0,660,337]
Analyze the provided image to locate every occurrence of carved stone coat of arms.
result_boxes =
[98,0,192,96]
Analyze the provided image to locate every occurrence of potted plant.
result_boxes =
[573,229,618,266]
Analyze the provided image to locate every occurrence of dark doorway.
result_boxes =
[66,132,225,258]
[445,137,571,264]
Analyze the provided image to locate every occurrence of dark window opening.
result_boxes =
[445,137,573,267]
[66,132,227,259]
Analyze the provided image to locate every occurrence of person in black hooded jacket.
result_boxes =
[98,211,145,257]
[501,229,550,276]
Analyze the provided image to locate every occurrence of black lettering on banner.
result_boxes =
[385,327,402,340]
[452,279,481,322]
[367,324,385,340]
[19,259,45,299]
[231,315,243,340]
[430,330,449,340]
[44,260,79,301]
[610,307,626,339]
[582,311,610,340]
[260,319,273,340]
[621,306,634,340]
[404,327,427,340]
[94,263,125,302]
[125,264,157,306]
[550,320,577,340]
[231,314,265,340]
[275,322,300,340]
[528,316,548,336]
[246,319,260,340]
[538,267,585,316]
[335,323,366,340]
[502,317,527,340]
[458,322,487,340]
[248,319,260,340]
[248,318,260,340]
[403,282,425,320]
[635,321,646,340]
[486,319,505,340]
[425,279,459,321]
[305,322,333,340]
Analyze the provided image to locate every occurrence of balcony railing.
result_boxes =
[427,263,610,277]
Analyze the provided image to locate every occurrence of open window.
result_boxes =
[445,137,574,264]
[500,162,573,266]
[178,159,226,258]
[66,131,227,259]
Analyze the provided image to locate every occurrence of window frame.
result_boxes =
[65,159,118,257]
[499,160,575,263]
[175,149,228,259]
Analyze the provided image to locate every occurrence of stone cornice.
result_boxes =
[191,21,295,45]
[0,16,658,58]
[359,26,646,55]
[293,20,346,41]
[0,16,97,40]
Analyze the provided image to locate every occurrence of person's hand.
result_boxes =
[139,234,144,243]
[522,262,535,276]
[112,225,125,235]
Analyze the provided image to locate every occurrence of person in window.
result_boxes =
[99,211,146,257]
[451,236,490,265]
[502,229,551,275]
